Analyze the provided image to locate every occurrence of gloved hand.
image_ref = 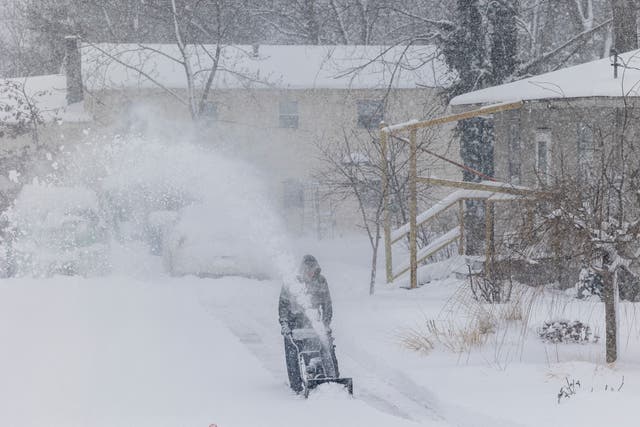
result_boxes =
[281,323,291,336]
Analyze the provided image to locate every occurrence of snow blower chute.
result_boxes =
[287,328,353,398]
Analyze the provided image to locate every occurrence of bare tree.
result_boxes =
[78,0,270,121]
[315,95,448,294]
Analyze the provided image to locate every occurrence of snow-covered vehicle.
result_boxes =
[7,184,109,276]
[162,204,272,279]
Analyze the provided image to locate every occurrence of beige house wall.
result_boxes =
[84,87,460,236]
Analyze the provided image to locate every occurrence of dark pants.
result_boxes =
[325,334,340,378]
[284,336,303,393]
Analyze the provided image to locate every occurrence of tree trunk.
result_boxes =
[611,0,638,52]
[603,266,618,363]
[369,235,379,295]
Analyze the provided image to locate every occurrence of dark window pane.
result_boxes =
[508,123,521,184]
[357,100,383,129]
[279,115,299,129]
[283,179,304,208]
[201,101,218,120]
[537,140,547,175]
[279,101,299,128]
[577,122,594,180]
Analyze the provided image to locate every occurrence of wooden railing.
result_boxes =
[385,177,537,284]
[380,101,525,289]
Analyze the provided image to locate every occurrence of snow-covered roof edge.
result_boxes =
[450,49,640,106]
[82,43,453,91]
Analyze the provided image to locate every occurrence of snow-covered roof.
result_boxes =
[0,74,90,124]
[81,44,451,91]
[450,49,640,106]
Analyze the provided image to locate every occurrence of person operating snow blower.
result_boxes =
[278,255,352,396]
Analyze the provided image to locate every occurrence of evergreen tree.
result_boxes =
[438,0,518,254]
[488,0,518,85]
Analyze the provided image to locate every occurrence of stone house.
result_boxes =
[449,50,640,286]
[450,50,640,189]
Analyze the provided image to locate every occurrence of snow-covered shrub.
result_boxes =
[575,266,603,300]
[575,265,640,302]
[0,80,46,139]
[3,183,109,277]
[538,320,597,344]
[618,266,640,302]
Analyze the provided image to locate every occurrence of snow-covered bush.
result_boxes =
[538,320,597,344]
[618,266,640,302]
[3,183,109,276]
[575,266,603,300]
[574,264,640,302]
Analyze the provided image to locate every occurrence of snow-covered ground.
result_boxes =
[2,235,640,426]
[2,136,640,427]
[0,273,432,427]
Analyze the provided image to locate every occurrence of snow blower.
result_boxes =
[288,328,353,398]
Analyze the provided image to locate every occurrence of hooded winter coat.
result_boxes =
[278,255,333,330]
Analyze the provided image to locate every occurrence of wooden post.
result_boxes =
[380,123,393,283]
[458,199,464,255]
[484,201,495,280]
[409,129,418,289]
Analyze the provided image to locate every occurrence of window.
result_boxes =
[577,122,594,181]
[201,101,218,121]
[279,100,299,128]
[282,179,304,209]
[357,100,383,129]
[507,123,521,184]
[535,129,551,184]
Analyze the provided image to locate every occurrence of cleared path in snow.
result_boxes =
[194,278,518,427]
[193,276,522,427]
[0,276,428,427]
[196,277,446,424]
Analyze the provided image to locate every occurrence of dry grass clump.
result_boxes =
[399,311,497,354]
[399,280,543,357]
[398,327,435,354]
